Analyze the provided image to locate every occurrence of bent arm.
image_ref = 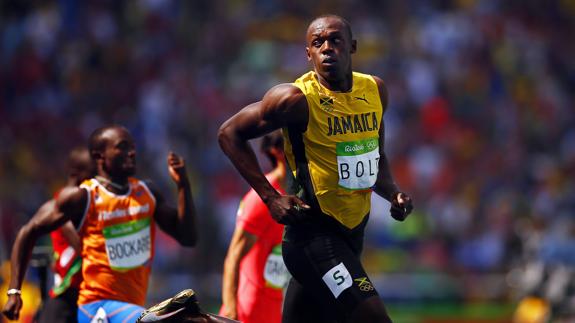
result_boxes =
[373,123,399,201]
[153,152,198,247]
[153,186,198,247]
[221,227,257,319]
[218,84,307,203]
[9,188,86,291]
[371,76,399,201]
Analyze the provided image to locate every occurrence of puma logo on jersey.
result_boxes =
[354,94,369,104]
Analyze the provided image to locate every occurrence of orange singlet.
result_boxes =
[77,178,156,306]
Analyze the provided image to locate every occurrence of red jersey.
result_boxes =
[49,228,82,297]
[220,174,289,323]
[49,190,82,298]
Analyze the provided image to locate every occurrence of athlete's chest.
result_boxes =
[92,186,155,225]
[308,93,381,139]
[89,187,156,269]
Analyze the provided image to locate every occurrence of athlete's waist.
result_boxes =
[283,210,369,238]
[79,287,147,306]
[80,270,150,305]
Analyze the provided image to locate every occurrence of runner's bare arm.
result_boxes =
[152,152,198,246]
[371,77,397,200]
[371,76,413,220]
[221,228,257,319]
[2,188,87,321]
[218,84,311,224]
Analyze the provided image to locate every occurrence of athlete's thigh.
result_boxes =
[282,277,336,323]
[282,233,379,322]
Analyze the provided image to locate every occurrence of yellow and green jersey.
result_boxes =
[283,71,383,229]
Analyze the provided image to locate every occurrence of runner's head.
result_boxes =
[261,130,284,168]
[306,15,356,82]
[67,146,96,185]
[89,125,136,178]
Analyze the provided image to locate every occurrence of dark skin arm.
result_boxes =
[2,188,87,321]
[152,152,198,247]
[218,85,311,224]
[371,76,414,221]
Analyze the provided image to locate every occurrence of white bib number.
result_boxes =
[103,218,151,270]
[322,262,352,298]
[336,138,379,190]
[264,245,290,289]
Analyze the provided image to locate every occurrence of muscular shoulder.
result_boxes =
[57,186,87,204]
[262,83,306,109]
[371,75,389,113]
[56,186,88,216]
[262,83,308,129]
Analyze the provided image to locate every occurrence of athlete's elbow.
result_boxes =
[217,122,240,154]
[217,123,231,147]
[21,221,43,239]
[15,222,41,247]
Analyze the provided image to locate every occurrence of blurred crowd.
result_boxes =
[1,0,574,316]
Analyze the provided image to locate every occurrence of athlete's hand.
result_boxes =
[390,192,413,221]
[2,294,22,321]
[167,152,189,187]
[266,195,311,225]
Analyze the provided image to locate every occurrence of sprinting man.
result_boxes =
[220,130,289,323]
[219,15,413,323]
[3,125,199,323]
[39,147,95,323]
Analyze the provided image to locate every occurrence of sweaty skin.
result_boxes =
[219,16,413,323]
[3,126,199,321]
[219,17,411,223]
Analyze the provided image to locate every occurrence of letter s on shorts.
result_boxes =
[322,262,352,298]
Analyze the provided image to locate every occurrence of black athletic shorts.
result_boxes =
[281,213,379,323]
[37,287,79,323]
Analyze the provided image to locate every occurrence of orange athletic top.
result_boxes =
[77,178,156,306]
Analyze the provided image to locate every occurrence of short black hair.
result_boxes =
[309,14,353,40]
[88,125,126,158]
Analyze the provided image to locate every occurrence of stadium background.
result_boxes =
[1,0,574,322]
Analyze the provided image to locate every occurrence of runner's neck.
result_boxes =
[95,175,129,194]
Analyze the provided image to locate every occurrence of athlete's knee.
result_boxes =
[348,296,392,323]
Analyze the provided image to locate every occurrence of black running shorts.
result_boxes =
[37,288,79,323]
[281,213,379,323]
